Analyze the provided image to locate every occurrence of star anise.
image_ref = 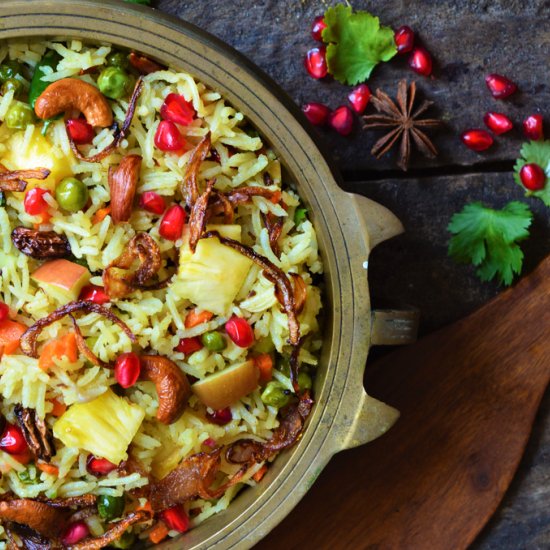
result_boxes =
[363,79,442,171]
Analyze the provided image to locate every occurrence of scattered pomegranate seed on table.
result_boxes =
[161,506,190,533]
[114,352,142,388]
[79,284,110,305]
[408,46,433,76]
[348,84,371,114]
[0,302,9,322]
[61,522,90,546]
[523,114,544,140]
[302,102,330,126]
[154,120,186,152]
[329,105,354,136]
[24,188,49,216]
[225,316,255,347]
[394,25,415,54]
[461,129,494,151]
[206,407,233,426]
[519,163,546,191]
[0,423,28,455]
[159,204,186,241]
[160,93,195,126]
[483,112,513,135]
[66,118,95,144]
[86,455,118,476]
[175,336,203,355]
[304,46,328,79]
[311,15,327,42]
[485,73,517,99]
[140,191,166,214]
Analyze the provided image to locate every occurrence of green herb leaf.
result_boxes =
[447,201,532,286]
[513,139,550,206]
[322,4,397,85]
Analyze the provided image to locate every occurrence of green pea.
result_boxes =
[106,52,130,70]
[294,207,308,226]
[297,371,312,391]
[0,60,23,83]
[2,78,23,97]
[0,191,6,208]
[97,67,132,100]
[55,177,89,212]
[5,101,35,129]
[276,355,291,377]
[110,531,136,549]
[201,331,226,352]
[97,494,125,521]
[261,381,291,408]
[17,464,37,485]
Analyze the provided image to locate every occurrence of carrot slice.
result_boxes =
[92,205,111,224]
[0,320,27,355]
[252,464,268,482]
[149,521,169,544]
[37,462,59,476]
[38,332,77,371]
[49,399,67,417]
[254,353,274,384]
[184,309,213,329]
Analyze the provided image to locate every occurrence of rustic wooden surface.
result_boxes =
[151,1,550,548]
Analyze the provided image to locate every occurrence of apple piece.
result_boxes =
[32,259,91,304]
[192,360,259,410]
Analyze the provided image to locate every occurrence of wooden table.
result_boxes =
[155,1,550,547]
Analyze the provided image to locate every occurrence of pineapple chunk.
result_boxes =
[53,389,145,465]
[32,259,91,304]
[1,127,74,191]
[175,224,253,316]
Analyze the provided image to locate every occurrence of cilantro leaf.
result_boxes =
[322,4,397,85]
[513,139,550,206]
[447,201,532,286]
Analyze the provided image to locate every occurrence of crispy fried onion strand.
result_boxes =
[201,231,300,346]
[70,314,107,368]
[20,301,136,358]
[0,167,50,192]
[275,272,307,315]
[68,77,144,163]
[102,232,173,299]
[188,178,215,253]
[262,211,283,257]
[149,448,247,512]
[226,390,314,465]
[209,190,234,223]
[181,132,211,208]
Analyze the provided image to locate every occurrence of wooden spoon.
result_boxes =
[261,255,550,550]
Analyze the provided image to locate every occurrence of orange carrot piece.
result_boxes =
[0,320,27,355]
[38,332,77,371]
[270,190,282,204]
[37,462,59,476]
[149,521,169,544]
[184,309,213,329]
[49,399,67,417]
[92,206,111,224]
[252,464,268,482]
[254,353,274,383]
[137,500,153,514]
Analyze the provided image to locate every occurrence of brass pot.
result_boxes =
[0,1,418,547]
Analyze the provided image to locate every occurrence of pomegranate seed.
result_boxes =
[161,506,190,533]
[203,437,217,448]
[302,102,330,126]
[154,120,186,152]
[483,112,513,135]
[519,163,546,191]
[140,191,166,215]
[328,105,354,136]
[311,15,327,42]
[206,407,233,426]
[159,204,186,241]
[461,129,494,152]
[348,84,371,114]
[394,25,415,54]
[0,424,28,455]
[66,118,95,145]
[86,455,118,476]
[61,522,89,546]
[225,316,255,348]
[304,47,328,79]
[485,74,517,99]
[0,302,9,322]
[408,46,432,76]
[114,352,141,388]
[160,93,195,126]
[79,285,110,305]
[24,188,49,216]
[175,336,203,355]
[523,115,544,140]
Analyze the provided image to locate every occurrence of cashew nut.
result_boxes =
[140,355,191,424]
[34,78,113,127]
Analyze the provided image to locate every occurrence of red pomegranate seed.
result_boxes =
[225,316,255,348]
[24,188,49,216]
[483,112,513,135]
[114,352,141,388]
[311,15,327,42]
[394,25,415,54]
[304,47,328,79]
[86,455,117,476]
[203,437,217,448]
[160,93,195,126]
[523,114,544,140]
[0,424,28,455]
[206,407,233,426]
[485,74,517,99]
[175,336,203,355]
[161,506,190,533]
[61,522,89,546]
[79,285,110,305]
[154,120,186,152]
[328,105,354,136]
[348,84,371,114]
[461,129,494,152]
[408,46,432,76]
[0,302,9,322]
[159,204,186,241]
[302,102,330,126]
[519,163,546,191]
[140,191,166,215]
[66,118,95,145]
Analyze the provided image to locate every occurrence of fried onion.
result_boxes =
[0,167,50,192]
[0,499,69,539]
[181,133,211,208]
[188,179,215,253]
